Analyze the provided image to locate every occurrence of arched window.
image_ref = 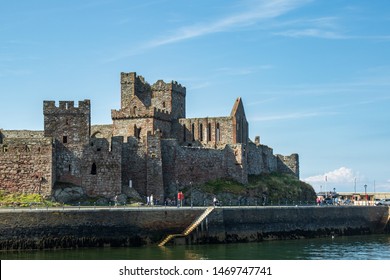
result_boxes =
[183,124,186,142]
[216,123,220,142]
[91,163,97,175]
[133,106,137,114]
[191,123,195,141]
[199,123,203,141]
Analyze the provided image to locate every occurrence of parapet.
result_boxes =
[111,107,171,121]
[152,79,186,95]
[121,72,136,84]
[43,100,90,114]
[121,72,148,86]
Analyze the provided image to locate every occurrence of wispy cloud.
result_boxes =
[107,0,310,61]
[249,110,338,122]
[274,28,346,39]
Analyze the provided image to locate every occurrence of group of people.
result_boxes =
[146,194,154,206]
[145,191,220,207]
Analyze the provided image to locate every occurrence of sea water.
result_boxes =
[1,234,389,260]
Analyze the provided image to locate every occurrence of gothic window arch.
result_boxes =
[199,123,203,141]
[216,123,221,143]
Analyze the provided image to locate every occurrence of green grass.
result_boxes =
[0,191,60,207]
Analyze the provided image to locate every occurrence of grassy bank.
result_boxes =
[191,173,316,205]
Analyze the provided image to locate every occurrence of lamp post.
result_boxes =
[364,184,367,206]
[190,181,193,207]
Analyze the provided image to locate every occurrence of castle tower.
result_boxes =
[120,72,152,109]
[44,100,91,145]
[151,79,186,120]
[43,100,91,185]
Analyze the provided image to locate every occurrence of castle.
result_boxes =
[0,72,299,202]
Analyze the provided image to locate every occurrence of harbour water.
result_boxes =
[1,234,389,260]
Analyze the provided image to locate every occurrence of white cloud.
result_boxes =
[304,167,356,184]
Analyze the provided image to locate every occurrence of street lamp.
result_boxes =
[364,184,367,206]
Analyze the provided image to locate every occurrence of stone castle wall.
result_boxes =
[81,137,122,197]
[121,138,147,197]
[247,142,277,175]
[0,137,54,196]
[276,154,299,178]
[161,140,248,195]
[178,117,234,148]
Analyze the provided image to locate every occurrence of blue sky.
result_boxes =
[1,0,389,193]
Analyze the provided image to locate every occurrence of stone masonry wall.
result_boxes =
[161,140,248,194]
[146,132,164,200]
[0,137,54,195]
[80,137,122,197]
[277,154,299,178]
[112,118,154,142]
[247,142,277,175]
[121,138,147,197]
[178,117,234,148]
[1,130,44,139]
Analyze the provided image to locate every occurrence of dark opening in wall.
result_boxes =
[91,163,97,175]
[208,123,212,141]
[216,123,221,142]
[63,136,68,143]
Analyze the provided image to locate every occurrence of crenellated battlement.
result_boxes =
[121,72,148,85]
[111,106,171,121]
[43,100,90,114]
[152,79,186,94]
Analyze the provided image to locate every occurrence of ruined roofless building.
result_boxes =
[0,72,299,202]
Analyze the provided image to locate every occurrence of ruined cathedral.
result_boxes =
[0,72,299,201]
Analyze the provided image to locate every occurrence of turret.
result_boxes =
[43,100,91,145]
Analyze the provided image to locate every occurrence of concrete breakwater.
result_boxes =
[0,206,389,250]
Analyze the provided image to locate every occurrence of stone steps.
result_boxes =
[158,207,214,246]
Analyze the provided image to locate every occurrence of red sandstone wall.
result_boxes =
[0,137,54,195]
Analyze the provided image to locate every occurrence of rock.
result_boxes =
[53,186,86,203]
